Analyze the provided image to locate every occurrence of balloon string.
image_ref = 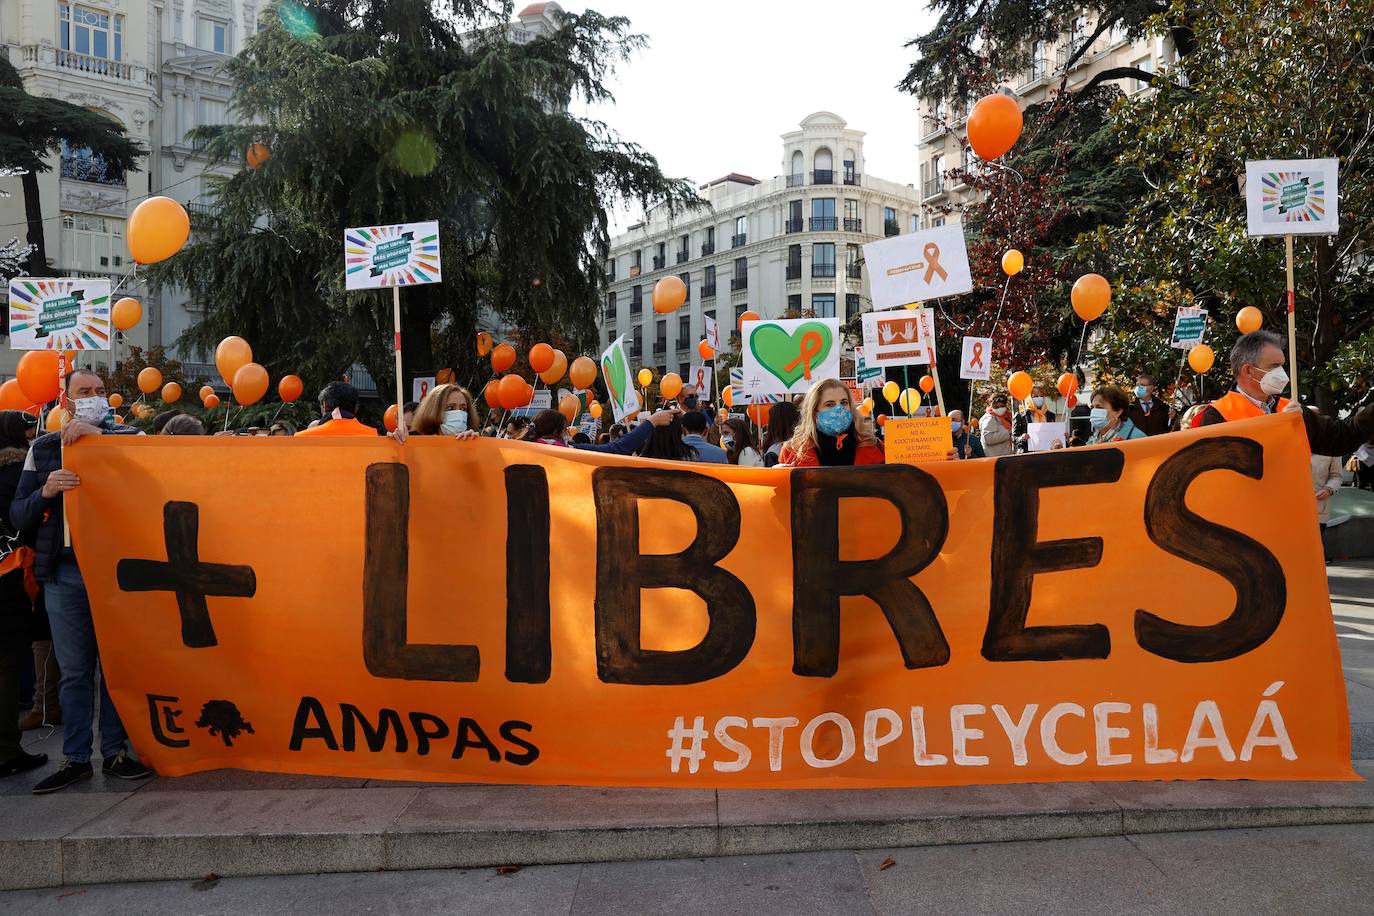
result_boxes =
[1074,321,1090,376]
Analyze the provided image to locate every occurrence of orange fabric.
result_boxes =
[294,418,378,438]
[1209,391,1290,423]
[66,413,1351,789]
[779,441,886,466]
[0,545,38,601]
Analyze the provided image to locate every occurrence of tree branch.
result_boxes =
[1056,12,1125,93]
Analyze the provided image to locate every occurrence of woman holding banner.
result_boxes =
[411,384,480,438]
[778,380,884,467]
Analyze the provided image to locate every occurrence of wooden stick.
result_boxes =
[1285,233,1298,399]
[392,285,407,438]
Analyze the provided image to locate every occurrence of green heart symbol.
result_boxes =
[602,348,628,406]
[750,321,834,388]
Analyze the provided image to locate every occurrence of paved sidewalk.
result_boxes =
[3,561,1373,891]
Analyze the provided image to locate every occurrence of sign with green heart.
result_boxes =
[742,317,842,394]
[598,335,641,421]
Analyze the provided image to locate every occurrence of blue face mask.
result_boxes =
[440,409,469,436]
[1134,386,1149,400]
[951,420,963,434]
[1089,407,1110,429]
[816,405,853,437]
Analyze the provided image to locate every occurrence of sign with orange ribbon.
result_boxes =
[67,413,1353,789]
[741,317,841,396]
[960,336,993,381]
[863,224,973,310]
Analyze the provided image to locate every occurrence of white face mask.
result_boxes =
[73,396,111,426]
[440,409,469,436]
[992,406,1008,416]
[1250,365,1289,397]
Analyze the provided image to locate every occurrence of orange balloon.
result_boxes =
[569,356,598,390]
[476,331,494,357]
[160,382,182,403]
[491,343,516,374]
[558,394,581,424]
[746,403,772,426]
[113,414,125,425]
[16,351,61,405]
[1001,249,1024,277]
[278,374,304,403]
[0,380,32,411]
[483,380,501,408]
[1071,274,1111,322]
[876,414,888,427]
[246,143,271,170]
[497,374,530,409]
[108,392,124,409]
[1007,370,1034,401]
[127,196,191,264]
[738,310,760,330]
[203,394,221,409]
[653,276,687,314]
[698,340,714,360]
[199,385,215,404]
[233,362,270,406]
[919,374,935,393]
[590,401,603,419]
[1067,393,1078,410]
[1236,306,1263,335]
[215,336,253,386]
[1189,344,1216,374]
[529,343,555,374]
[660,372,684,400]
[858,400,873,417]
[1056,372,1079,398]
[539,350,568,387]
[723,386,734,408]
[436,368,455,385]
[112,297,143,332]
[45,409,69,432]
[384,404,399,432]
[967,93,1024,161]
[137,366,163,394]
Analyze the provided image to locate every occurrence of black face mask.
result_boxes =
[815,430,858,467]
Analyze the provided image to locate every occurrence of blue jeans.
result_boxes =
[45,557,127,763]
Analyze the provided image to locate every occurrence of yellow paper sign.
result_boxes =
[884,417,953,464]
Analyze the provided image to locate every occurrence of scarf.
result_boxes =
[815,431,858,467]
[1023,404,1048,424]
[986,409,1012,431]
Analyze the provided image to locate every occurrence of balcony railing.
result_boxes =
[809,217,838,231]
[846,264,862,279]
[652,255,666,270]
[812,170,834,184]
[630,296,643,313]
[786,173,806,188]
[676,250,689,264]
[701,242,715,256]
[731,233,747,248]
[677,339,690,351]
[1022,56,1049,85]
[187,201,220,227]
[812,264,837,278]
[884,221,900,237]
[843,218,862,232]
[785,218,803,234]
[653,342,666,355]
[55,48,134,81]
[922,178,946,199]
[843,171,861,186]
[730,276,748,292]
[785,264,802,280]
[60,155,125,186]
[701,283,717,298]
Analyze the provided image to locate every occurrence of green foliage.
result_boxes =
[0,57,145,176]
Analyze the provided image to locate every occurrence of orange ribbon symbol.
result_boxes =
[784,331,825,381]
[970,341,985,369]
[923,243,947,284]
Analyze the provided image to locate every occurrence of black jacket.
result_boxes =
[1199,397,1374,457]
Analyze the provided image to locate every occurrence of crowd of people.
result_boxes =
[2,329,1373,791]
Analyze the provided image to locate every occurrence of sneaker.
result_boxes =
[32,760,93,794]
[102,753,152,780]
[0,751,48,777]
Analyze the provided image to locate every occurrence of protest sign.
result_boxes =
[687,365,713,400]
[344,221,443,290]
[741,317,841,396]
[508,389,553,418]
[1245,159,1339,237]
[861,309,933,367]
[883,417,953,464]
[70,413,1351,789]
[1170,308,1208,350]
[960,337,992,381]
[8,278,112,350]
[862,224,973,310]
[1027,422,1064,452]
[854,347,885,389]
[729,367,785,406]
[705,315,720,350]
[599,335,641,421]
[413,377,435,402]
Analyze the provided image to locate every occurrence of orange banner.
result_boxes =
[66,412,1353,788]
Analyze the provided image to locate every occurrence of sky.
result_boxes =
[567,0,940,231]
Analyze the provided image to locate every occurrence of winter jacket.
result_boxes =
[979,412,1015,457]
[1312,454,1344,525]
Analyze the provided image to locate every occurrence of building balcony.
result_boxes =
[630,297,643,313]
[701,242,715,256]
[884,220,900,237]
[187,201,220,228]
[785,264,802,280]
[676,250,689,264]
[843,218,863,232]
[809,217,838,231]
[605,309,616,322]
[731,233,747,248]
[653,342,666,355]
[60,155,125,187]
[730,277,748,292]
[23,45,145,84]
[843,172,861,186]
[812,170,834,185]
[812,264,836,279]
[701,283,716,298]
[922,178,946,200]
[785,218,803,234]
[846,264,862,280]
[786,173,806,188]
[652,255,666,270]
[677,340,689,352]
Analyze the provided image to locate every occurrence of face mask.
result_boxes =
[722,437,734,449]
[816,405,853,437]
[440,409,469,436]
[1031,397,1045,409]
[951,421,963,434]
[1089,407,1110,429]
[1134,386,1149,400]
[73,396,111,426]
[992,406,1008,416]
[1251,365,1289,397]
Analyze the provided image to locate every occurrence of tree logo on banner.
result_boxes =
[750,320,834,388]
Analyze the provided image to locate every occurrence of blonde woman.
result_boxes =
[411,383,480,438]
[778,379,884,467]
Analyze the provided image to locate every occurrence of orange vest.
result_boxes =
[1208,391,1290,423]
[294,418,379,438]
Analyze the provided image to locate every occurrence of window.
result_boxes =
[702,265,716,296]
[844,199,858,219]
[677,234,689,263]
[632,250,642,277]
[786,199,803,233]
[787,294,802,314]
[631,324,643,358]
[1132,55,1155,93]
[61,213,125,271]
[814,148,833,183]
[607,329,616,345]
[734,304,748,325]
[653,242,666,270]
[631,284,643,313]
[811,198,837,231]
[59,140,124,186]
[198,16,228,54]
[654,319,667,355]
[733,215,747,247]
[680,362,691,378]
[846,294,861,320]
[910,214,920,232]
[843,152,857,184]
[732,256,748,290]
[60,5,123,59]
[884,207,899,237]
[812,294,836,318]
[606,257,617,281]
[786,244,802,280]
[606,291,617,319]
[931,216,945,228]
[846,243,861,279]
[679,272,690,301]
[1030,40,1048,82]
[677,314,690,346]
[812,243,836,278]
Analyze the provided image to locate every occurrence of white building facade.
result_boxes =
[601,112,923,378]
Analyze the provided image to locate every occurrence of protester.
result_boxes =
[150,410,182,434]
[160,415,206,436]
[0,411,45,777]
[530,410,570,446]
[1310,410,1345,531]
[1197,331,1374,455]
[681,411,727,463]
[410,384,479,438]
[761,401,801,467]
[269,421,296,437]
[1013,385,1055,452]
[779,379,884,466]
[571,432,591,445]
[403,401,419,430]
[950,410,984,459]
[631,412,699,460]
[608,423,628,443]
[295,382,376,437]
[1086,386,1147,444]
[979,393,1015,457]
[11,370,152,792]
[721,417,763,466]
[511,408,674,455]
[1126,374,1171,436]
[505,416,531,440]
